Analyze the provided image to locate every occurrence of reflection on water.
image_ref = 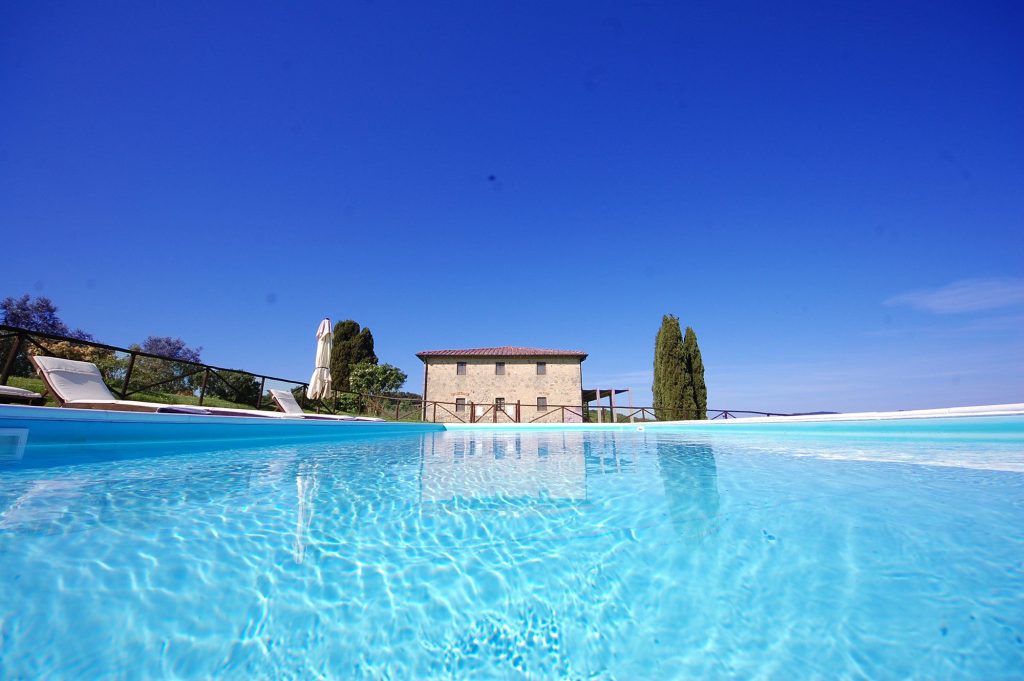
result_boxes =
[420,431,589,502]
[0,478,86,531]
[656,442,719,541]
[294,461,319,563]
[0,433,721,551]
[416,432,720,545]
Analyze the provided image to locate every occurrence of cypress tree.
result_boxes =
[653,315,687,420]
[679,360,698,420]
[330,321,379,392]
[351,328,378,366]
[332,320,360,346]
[682,326,708,419]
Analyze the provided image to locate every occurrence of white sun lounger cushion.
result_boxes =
[31,356,118,402]
[269,389,305,414]
[0,385,43,398]
[268,389,370,421]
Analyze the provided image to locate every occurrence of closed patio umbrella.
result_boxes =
[306,318,333,400]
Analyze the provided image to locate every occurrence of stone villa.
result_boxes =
[416,346,588,423]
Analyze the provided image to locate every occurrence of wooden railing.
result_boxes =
[0,325,305,409]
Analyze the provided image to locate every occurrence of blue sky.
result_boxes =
[2,1,1022,412]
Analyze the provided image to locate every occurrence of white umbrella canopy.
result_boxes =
[306,318,333,400]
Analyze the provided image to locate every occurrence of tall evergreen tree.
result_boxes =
[330,320,378,392]
[352,328,377,366]
[682,326,708,419]
[653,315,687,420]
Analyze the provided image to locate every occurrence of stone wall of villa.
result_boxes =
[421,357,584,424]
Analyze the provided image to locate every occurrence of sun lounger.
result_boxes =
[269,389,384,421]
[29,356,282,418]
[0,385,46,406]
[269,389,354,420]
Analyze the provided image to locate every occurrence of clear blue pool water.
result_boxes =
[1,417,1022,678]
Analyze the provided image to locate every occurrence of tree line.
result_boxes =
[1,294,262,402]
[3,295,413,414]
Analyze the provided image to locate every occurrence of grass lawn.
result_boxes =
[5,376,274,411]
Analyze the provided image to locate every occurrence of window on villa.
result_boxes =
[456,362,466,375]
[455,397,466,412]
[536,362,546,375]
[496,397,506,410]
[495,362,505,375]
[537,397,548,411]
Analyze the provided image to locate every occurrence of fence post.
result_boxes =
[492,402,497,423]
[121,352,137,399]
[516,400,521,423]
[256,377,266,409]
[198,368,210,406]
[432,402,437,423]
[469,402,475,423]
[395,400,401,421]
[0,332,24,385]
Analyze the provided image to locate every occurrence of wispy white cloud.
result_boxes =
[885,277,1024,314]
[586,369,653,387]
[711,344,1024,413]
[860,312,1024,339]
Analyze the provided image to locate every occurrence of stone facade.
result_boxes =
[419,351,585,424]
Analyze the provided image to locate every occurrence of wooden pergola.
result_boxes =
[582,387,633,423]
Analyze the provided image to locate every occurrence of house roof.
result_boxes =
[416,346,588,360]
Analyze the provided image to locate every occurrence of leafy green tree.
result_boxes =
[330,320,378,392]
[206,370,261,406]
[682,326,708,419]
[1,295,93,340]
[653,315,687,420]
[128,336,203,395]
[1,294,94,377]
[349,362,407,415]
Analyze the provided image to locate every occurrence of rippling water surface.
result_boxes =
[1,417,1023,678]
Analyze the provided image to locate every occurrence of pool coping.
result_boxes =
[0,403,444,449]
[443,403,1024,430]
[1,403,1022,449]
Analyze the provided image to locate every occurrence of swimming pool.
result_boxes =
[1,414,1022,677]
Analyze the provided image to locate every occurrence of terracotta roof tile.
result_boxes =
[416,346,588,359]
